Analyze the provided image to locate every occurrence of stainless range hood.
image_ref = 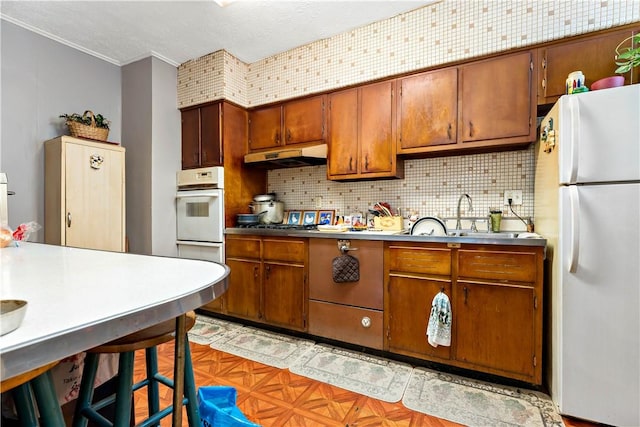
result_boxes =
[244,144,327,168]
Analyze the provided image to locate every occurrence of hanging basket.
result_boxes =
[65,110,109,141]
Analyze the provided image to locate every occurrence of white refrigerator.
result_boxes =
[534,84,640,426]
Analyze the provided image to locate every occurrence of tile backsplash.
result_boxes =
[178,0,639,108]
[176,0,638,230]
[267,145,535,230]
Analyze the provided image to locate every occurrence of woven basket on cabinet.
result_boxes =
[65,110,109,141]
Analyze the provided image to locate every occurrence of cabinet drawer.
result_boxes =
[309,300,383,350]
[458,249,536,283]
[226,237,261,259]
[263,238,306,263]
[387,245,451,276]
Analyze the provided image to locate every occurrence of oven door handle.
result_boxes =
[176,193,220,199]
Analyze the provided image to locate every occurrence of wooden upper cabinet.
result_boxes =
[248,104,282,151]
[538,27,639,105]
[181,103,222,169]
[460,51,535,146]
[283,95,326,145]
[200,104,222,167]
[360,81,398,176]
[248,95,326,152]
[181,108,200,169]
[327,88,359,178]
[397,68,458,153]
[328,81,403,180]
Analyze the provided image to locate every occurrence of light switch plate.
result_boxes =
[504,190,523,206]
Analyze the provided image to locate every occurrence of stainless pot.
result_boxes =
[253,193,276,202]
[249,200,284,224]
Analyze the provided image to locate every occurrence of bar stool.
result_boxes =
[0,361,66,427]
[72,312,199,427]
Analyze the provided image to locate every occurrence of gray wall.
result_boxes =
[149,57,180,256]
[1,21,180,255]
[122,58,153,254]
[0,21,121,238]
[122,57,180,256]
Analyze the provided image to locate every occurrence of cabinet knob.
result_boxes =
[286,128,292,142]
[67,212,72,228]
[468,121,474,138]
[361,317,371,328]
[447,123,452,140]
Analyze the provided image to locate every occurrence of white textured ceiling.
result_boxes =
[0,0,434,66]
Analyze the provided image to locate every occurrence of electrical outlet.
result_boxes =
[314,196,323,209]
[503,190,523,206]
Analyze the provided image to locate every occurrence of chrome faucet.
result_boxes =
[456,193,473,230]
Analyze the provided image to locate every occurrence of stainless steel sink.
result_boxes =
[447,231,519,239]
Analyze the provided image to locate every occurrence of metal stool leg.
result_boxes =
[31,370,66,427]
[183,340,200,426]
[113,351,135,427]
[72,353,100,427]
[145,346,160,426]
[12,383,39,427]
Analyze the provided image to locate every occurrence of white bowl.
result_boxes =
[1,299,28,335]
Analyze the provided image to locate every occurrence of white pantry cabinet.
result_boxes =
[45,136,126,252]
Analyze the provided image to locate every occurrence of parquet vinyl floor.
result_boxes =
[133,341,597,427]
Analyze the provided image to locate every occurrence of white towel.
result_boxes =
[426,291,452,347]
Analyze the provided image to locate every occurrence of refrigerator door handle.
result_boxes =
[568,96,580,184]
[568,186,580,273]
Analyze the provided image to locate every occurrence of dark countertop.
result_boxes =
[225,227,546,247]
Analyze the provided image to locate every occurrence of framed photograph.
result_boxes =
[287,210,302,225]
[317,210,335,226]
[302,210,318,225]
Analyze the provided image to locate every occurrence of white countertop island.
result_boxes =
[0,242,229,381]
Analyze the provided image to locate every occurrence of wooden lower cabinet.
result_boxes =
[220,235,307,331]
[225,258,261,320]
[386,275,452,361]
[218,235,544,384]
[385,242,544,385]
[455,281,536,380]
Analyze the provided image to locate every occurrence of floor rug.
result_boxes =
[209,326,315,369]
[188,315,244,345]
[402,367,564,427]
[289,344,413,403]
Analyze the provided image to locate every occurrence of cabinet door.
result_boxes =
[398,68,458,152]
[540,28,637,104]
[328,88,359,178]
[387,275,451,361]
[224,258,261,321]
[181,108,200,169]
[359,80,395,175]
[65,143,124,252]
[248,105,282,151]
[460,51,533,144]
[263,263,306,330]
[200,103,223,167]
[283,95,325,145]
[455,281,536,379]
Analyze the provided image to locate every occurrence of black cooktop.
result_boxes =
[236,223,317,230]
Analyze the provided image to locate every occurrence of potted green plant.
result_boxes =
[615,33,640,74]
[591,34,639,90]
[60,110,110,141]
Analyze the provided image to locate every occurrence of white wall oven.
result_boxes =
[176,167,224,263]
